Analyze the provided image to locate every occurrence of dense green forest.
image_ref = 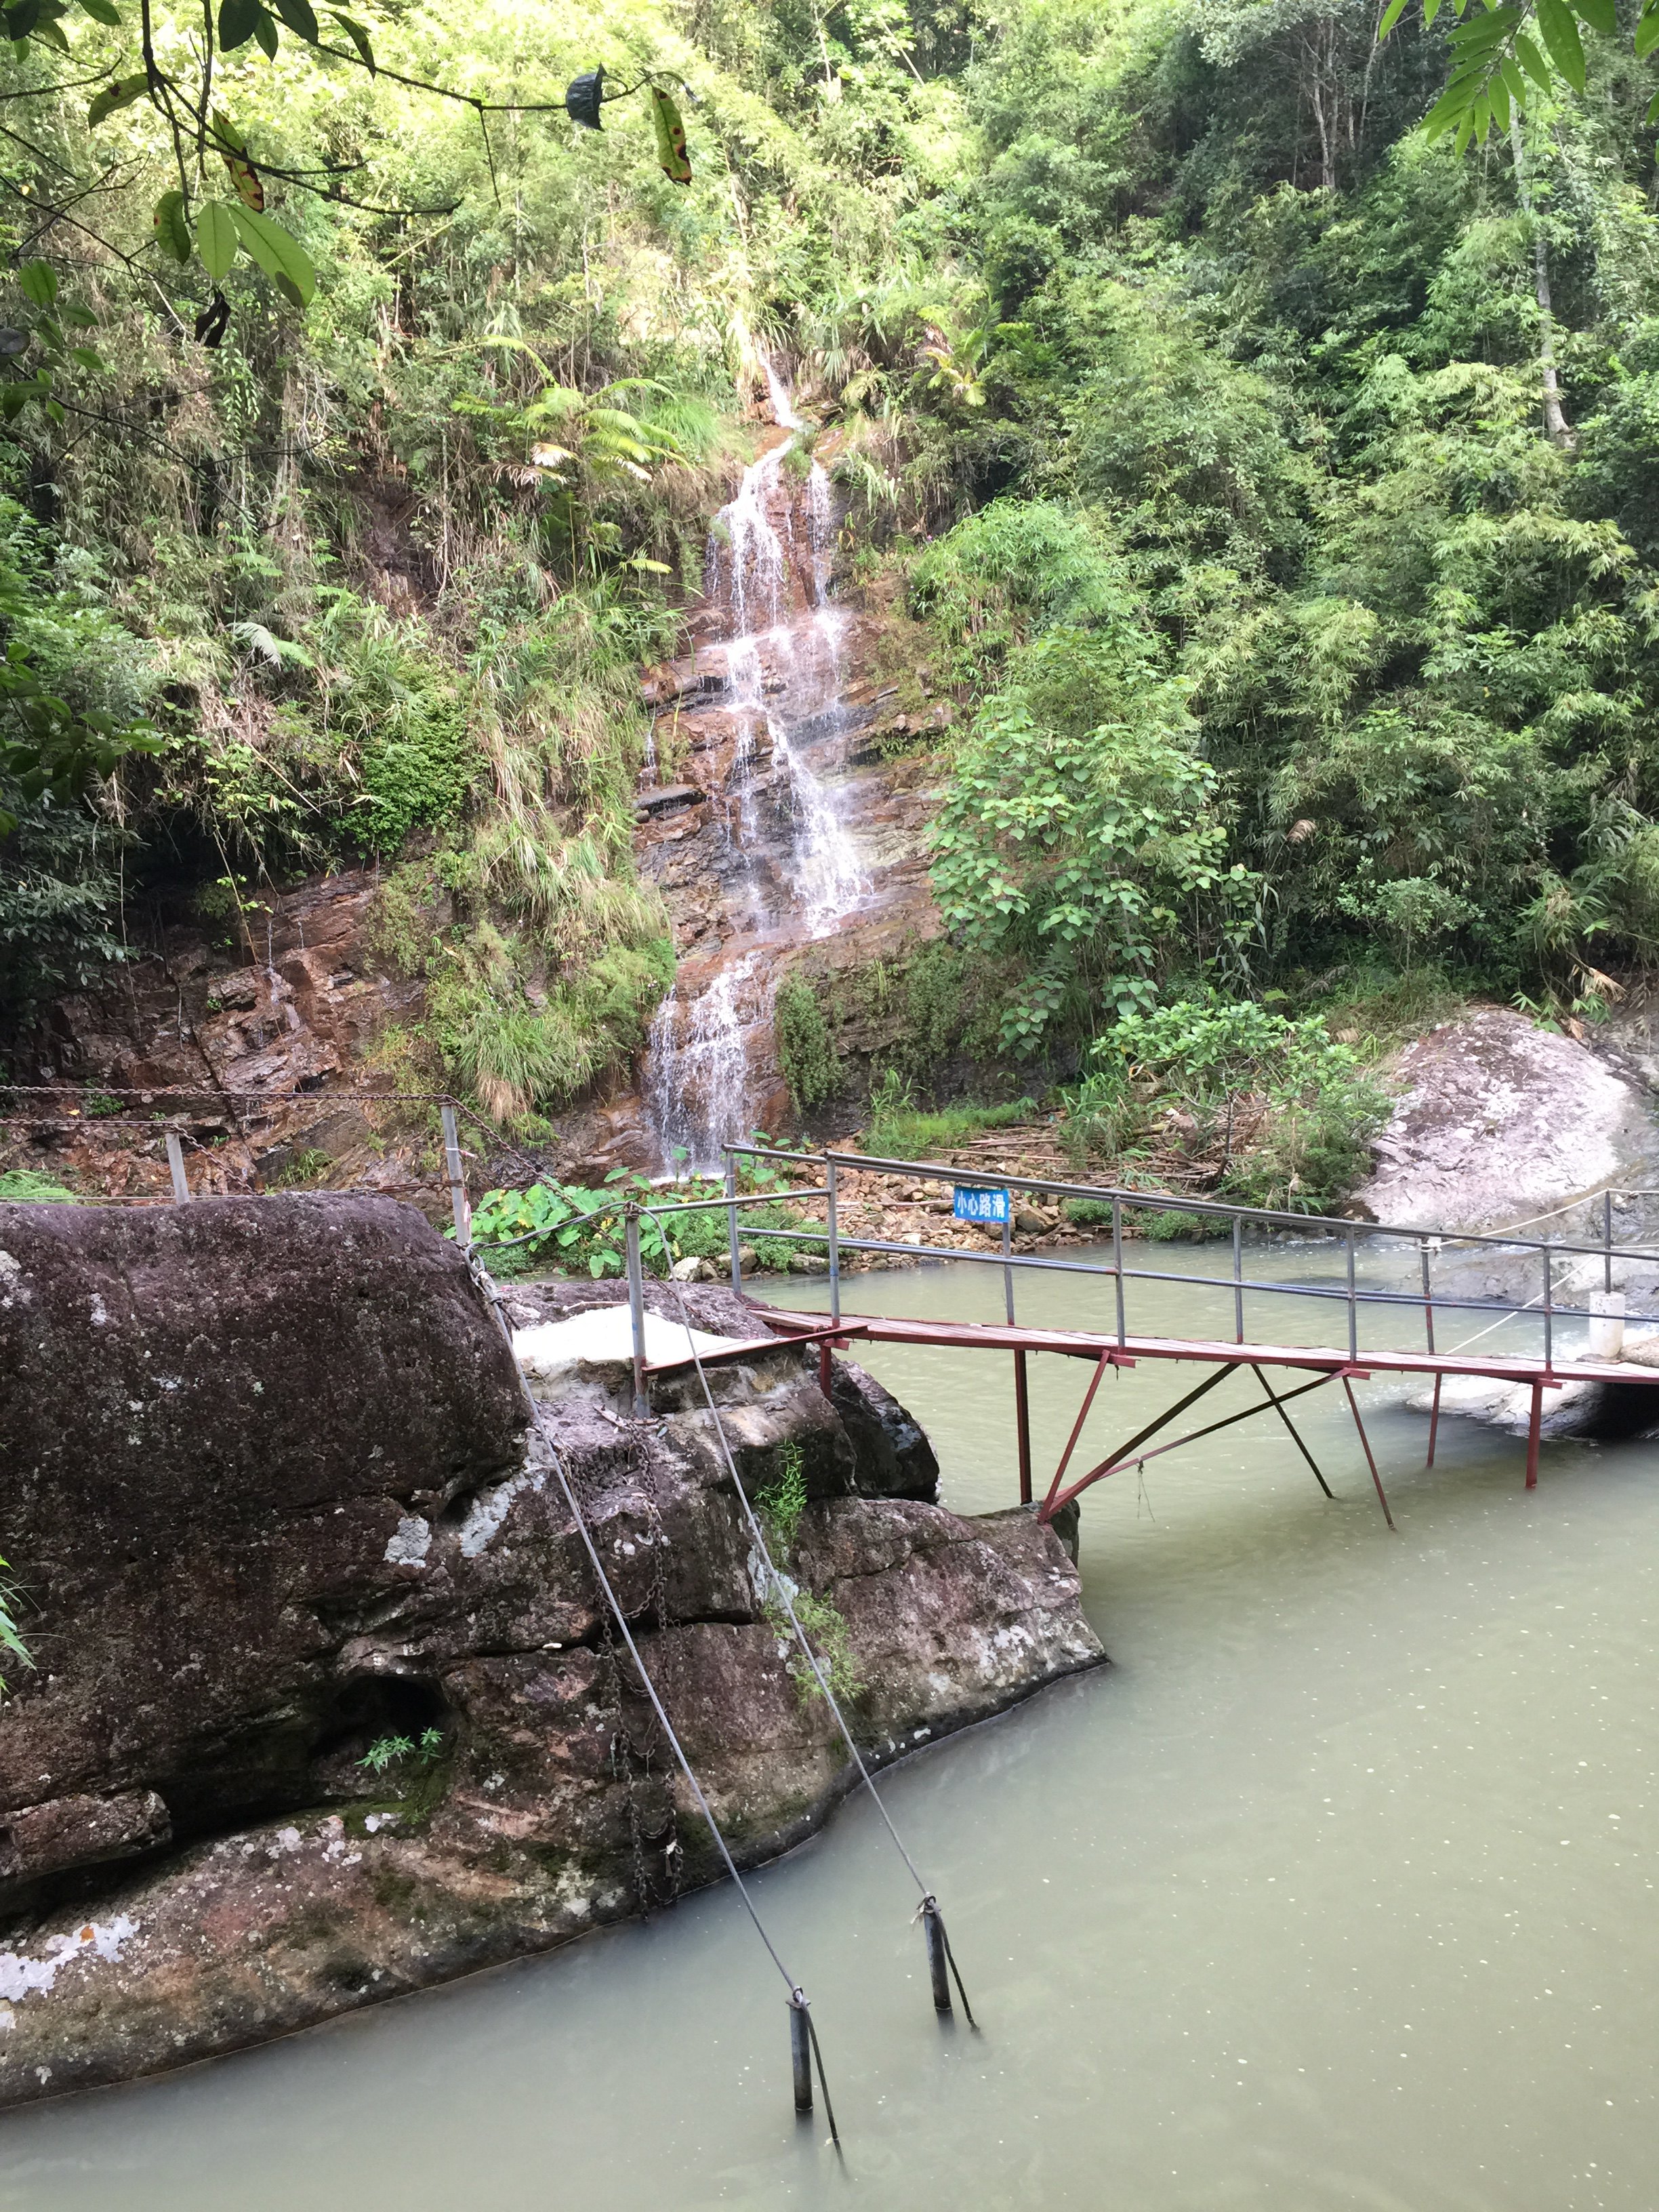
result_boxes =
[5,0,1659,1130]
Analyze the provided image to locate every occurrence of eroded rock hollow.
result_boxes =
[0,1195,1101,2106]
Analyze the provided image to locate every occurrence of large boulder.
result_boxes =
[1354,1007,1658,1233]
[0,1200,1101,2106]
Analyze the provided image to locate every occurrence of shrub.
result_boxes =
[466,1171,805,1278]
[1096,992,1391,1212]
[775,975,842,1113]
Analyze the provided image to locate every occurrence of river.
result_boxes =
[5,1239,1656,2210]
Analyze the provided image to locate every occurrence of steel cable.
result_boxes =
[469,1255,842,2144]
[668,1278,933,1894]
[665,1281,979,2026]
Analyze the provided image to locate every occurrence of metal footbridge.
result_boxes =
[623,1145,1659,1531]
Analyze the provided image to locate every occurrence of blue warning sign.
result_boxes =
[952,1185,1011,1225]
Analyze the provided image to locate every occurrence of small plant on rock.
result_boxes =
[359,1727,445,1776]
[753,1444,865,1706]
[0,1556,33,1696]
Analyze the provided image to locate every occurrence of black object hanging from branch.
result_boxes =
[564,65,693,182]
[565,67,605,130]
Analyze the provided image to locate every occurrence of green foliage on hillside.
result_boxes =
[9,0,1659,1137]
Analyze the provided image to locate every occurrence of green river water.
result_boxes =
[4,1238,1658,2210]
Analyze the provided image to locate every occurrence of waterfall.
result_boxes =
[644,956,764,1176]
[645,359,872,1171]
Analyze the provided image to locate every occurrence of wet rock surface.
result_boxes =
[0,869,446,1212]
[0,1200,1101,2106]
[1355,1006,1659,1233]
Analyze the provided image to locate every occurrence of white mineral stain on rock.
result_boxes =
[383,1514,432,1566]
[0,1914,139,2004]
[455,1467,545,1557]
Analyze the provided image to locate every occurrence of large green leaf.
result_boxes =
[329,8,372,68]
[1514,30,1554,85]
[152,187,191,264]
[229,205,316,306]
[74,0,121,22]
[18,260,56,306]
[87,70,148,125]
[646,83,691,184]
[195,200,241,282]
[270,0,316,40]
[1575,0,1617,35]
[1536,0,1586,90]
[218,0,261,48]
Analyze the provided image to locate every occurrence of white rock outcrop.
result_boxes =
[1354,1007,1658,1233]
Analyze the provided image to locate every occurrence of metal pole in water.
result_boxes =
[1232,1215,1244,1344]
[165,1130,189,1204]
[1605,1189,1614,1296]
[1346,1225,1358,1362]
[790,1992,813,2114]
[1525,1376,1543,1491]
[1112,1199,1126,1348]
[1014,1349,1033,1507]
[625,1206,649,1418]
[1002,1212,1016,1326]
[1421,1238,1441,1471]
[1542,1245,1554,1373]
[922,1898,952,2014]
[826,1159,841,1330]
[724,1152,742,1293]
[441,1104,470,1250]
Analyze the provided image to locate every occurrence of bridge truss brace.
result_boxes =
[1252,1364,1335,1499]
[1038,1362,1382,1524]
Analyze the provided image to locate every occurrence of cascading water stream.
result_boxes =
[646,359,872,1170]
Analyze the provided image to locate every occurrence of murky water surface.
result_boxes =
[7,1239,1659,2210]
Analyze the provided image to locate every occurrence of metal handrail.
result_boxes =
[598,1143,1659,1401]
[703,1220,1649,1332]
[726,1141,1659,1271]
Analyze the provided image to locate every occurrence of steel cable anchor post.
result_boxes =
[625,1204,649,1418]
[916,1894,978,2026]
[789,1988,842,2144]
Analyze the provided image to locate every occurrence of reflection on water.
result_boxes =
[7,1240,1659,2211]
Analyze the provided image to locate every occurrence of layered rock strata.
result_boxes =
[0,1196,1101,2106]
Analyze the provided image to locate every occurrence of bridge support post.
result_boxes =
[1014,1349,1032,1505]
[1342,1375,1396,1532]
[1525,1377,1543,1490]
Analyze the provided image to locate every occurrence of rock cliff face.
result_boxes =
[0,1196,1101,2107]
[0,868,447,1210]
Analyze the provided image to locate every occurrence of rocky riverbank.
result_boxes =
[0,1195,1101,2108]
